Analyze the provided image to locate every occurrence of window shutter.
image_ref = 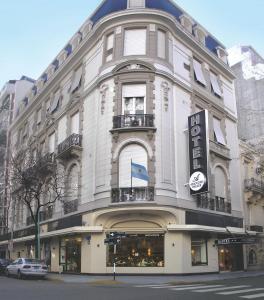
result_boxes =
[50,91,60,114]
[122,84,146,98]
[213,118,226,145]
[48,133,55,153]
[210,72,222,97]
[157,30,166,59]
[193,60,206,86]
[71,112,80,134]
[124,29,146,56]
[71,67,82,93]
[58,116,67,144]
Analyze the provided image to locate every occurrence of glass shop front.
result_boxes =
[107,233,164,267]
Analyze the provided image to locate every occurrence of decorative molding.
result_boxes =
[100,84,109,115]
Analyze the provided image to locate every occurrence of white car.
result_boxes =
[6,258,48,279]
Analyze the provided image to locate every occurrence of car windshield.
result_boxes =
[24,259,43,264]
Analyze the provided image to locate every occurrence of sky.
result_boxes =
[0,0,263,88]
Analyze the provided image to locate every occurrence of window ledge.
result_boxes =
[209,140,231,160]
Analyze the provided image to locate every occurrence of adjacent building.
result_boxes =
[0,0,253,273]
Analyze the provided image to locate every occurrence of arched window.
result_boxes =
[119,144,148,187]
[248,249,257,265]
[214,166,227,199]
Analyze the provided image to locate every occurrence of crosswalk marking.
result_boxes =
[150,285,179,289]
[218,288,264,295]
[133,284,171,288]
[241,293,264,299]
[193,285,250,293]
[170,285,223,291]
[134,284,203,288]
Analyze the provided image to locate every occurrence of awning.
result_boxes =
[0,226,103,246]
[167,224,257,236]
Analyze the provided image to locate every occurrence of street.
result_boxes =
[1,275,264,300]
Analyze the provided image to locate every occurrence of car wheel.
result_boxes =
[17,270,23,280]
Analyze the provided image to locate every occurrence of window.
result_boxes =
[46,98,51,114]
[70,112,80,134]
[122,84,146,115]
[127,0,145,8]
[210,72,222,97]
[119,144,148,188]
[248,249,257,265]
[57,116,67,144]
[191,238,208,265]
[71,67,82,94]
[105,33,114,62]
[36,108,42,126]
[193,59,206,86]
[48,132,55,154]
[214,166,227,199]
[213,117,226,145]
[124,28,146,56]
[107,234,164,267]
[157,29,166,59]
[50,90,61,114]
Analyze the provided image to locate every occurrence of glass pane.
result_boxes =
[124,97,134,114]
[135,97,144,114]
[191,239,207,265]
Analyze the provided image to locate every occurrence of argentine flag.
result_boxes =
[131,162,149,181]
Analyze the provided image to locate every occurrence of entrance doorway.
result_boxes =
[60,237,82,273]
[218,245,243,271]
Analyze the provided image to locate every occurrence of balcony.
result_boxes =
[196,193,231,214]
[209,140,231,160]
[245,178,264,195]
[57,134,82,160]
[64,199,78,214]
[111,187,155,203]
[39,206,54,221]
[112,114,155,131]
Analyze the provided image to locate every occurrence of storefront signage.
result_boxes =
[216,238,258,245]
[188,110,209,194]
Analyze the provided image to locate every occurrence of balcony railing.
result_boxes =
[64,199,78,215]
[197,193,231,213]
[245,178,264,195]
[57,134,82,159]
[111,187,155,203]
[113,114,154,129]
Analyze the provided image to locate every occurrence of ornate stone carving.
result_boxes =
[100,84,109,115]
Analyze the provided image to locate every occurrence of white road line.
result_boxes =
[134,284,203,288]
[170,285,224,291]
[241,293,264,299]
[193,285,250,293]
[218,288,264,295]
[150,286,182,289]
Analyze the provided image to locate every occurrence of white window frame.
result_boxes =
[157,29,166,59]
[210,72,222,97]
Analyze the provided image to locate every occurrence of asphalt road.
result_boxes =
[1,275,264,300]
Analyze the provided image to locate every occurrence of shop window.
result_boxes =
[107,234,164,267]
[248,249,257,265]
[213,117,226,145]
[193,59,206,86]
[105,33,114,62]
[210,72,222,98]
[191,238,208,266]
[124,28,146,56]
[59,237,82,273]
[157,29,166,59]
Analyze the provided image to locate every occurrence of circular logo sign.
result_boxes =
[189,171,206,191]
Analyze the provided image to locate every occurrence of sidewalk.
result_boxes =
[47,270,264,285]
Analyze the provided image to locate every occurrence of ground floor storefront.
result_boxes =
[0,206,259,274]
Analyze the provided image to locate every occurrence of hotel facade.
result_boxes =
[0,0,255,274]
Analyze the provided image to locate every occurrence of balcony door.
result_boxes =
[122,84,146,115]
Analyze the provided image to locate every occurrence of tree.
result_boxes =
[10,145,65,259]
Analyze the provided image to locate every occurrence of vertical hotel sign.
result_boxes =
[188,110,209,195]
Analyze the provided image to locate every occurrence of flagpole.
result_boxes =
[130,159,132,199]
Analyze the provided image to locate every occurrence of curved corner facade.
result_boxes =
[0,0,251,274]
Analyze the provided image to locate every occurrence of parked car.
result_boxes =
[6,258,48,279]
[0,259,12,274]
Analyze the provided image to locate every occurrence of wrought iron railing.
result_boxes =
[64,199,78,214]
[244,178,264,194]
[111,187,155,203]
[197,193,231,213]
[58,134,82,155]
[113,114,154,129]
